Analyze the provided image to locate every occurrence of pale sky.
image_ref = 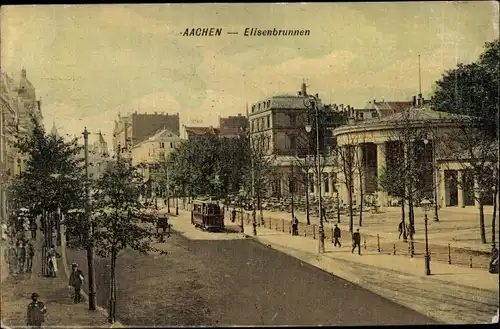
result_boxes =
[1,3,498,145]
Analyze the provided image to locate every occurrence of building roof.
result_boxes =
[147,127,180,141]
[369,107,474,124]
[362,100,433,118]
[251,94,324,115]
[334,107,481,136]
[185,126,218,136]
[185,126,242,138]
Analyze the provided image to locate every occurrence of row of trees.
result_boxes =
[9,116,165,323]
[156,133,276,220]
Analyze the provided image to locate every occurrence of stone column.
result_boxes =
[457,170,464,208]
[376,142,388,207]
[439,168,446,208]
[474,178,480,208]
[355,144,363,206]
[328,173,334,197]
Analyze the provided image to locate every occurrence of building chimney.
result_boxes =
[412,95,417,106]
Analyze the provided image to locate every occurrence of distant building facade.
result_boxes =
[1,69,42,222]
[112,111,180,157]
[88,131,110,180]
[132,127,182,179]
[183,126,241,141]
[219,113,248,131]
[248,83,348,199]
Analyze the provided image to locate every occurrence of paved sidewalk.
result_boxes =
[230,208,495,269]
[237,220,498,324]
[1,233,114,328]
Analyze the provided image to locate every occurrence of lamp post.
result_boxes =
[420,198,432,275]
[304,94,325,254]
[251,151,257,236]
[82,127,97,310]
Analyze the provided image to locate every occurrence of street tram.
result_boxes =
[191,199,224,232]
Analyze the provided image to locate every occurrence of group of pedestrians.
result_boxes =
[4,238,35,275]
[289,215,363,255]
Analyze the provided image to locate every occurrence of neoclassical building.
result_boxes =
[332,98,497,209]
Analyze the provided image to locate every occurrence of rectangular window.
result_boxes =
[169,142,173,148]
[267,115,270,128]
[159,142,164,149]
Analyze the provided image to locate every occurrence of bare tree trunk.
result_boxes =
[108,248,117,324]
[258,194,264,226]
[348,184,354,232]
[359,179,364,227]
[401,198,407,241]
[479,202,487,244]
[408,199,415,256]
[492,189,497,248]
[305,180,310,225]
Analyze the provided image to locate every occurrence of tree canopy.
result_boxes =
[10,114,85,215]
[431,39,499,132]
[161,135,252,200]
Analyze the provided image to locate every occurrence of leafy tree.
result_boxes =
[163,134,250,203]
[10,113,85,219]
[92,157,166,323]
[431,39,499,244]
[242,133,276,225]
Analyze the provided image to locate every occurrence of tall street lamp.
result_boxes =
[420,198,432,275]
[423,138,440,222]
[82,127,97,310]
[304,94,325,254]
[251,151,257,236]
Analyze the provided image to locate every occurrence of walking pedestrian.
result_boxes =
[292,216,299,236]
[30,220,38,240]
[333,224,342,247]
[17,240,26,273]
[47,245,59,277]
[5,241,17,274]
[322,207,328,223]
[68,262,85,303]
[25,241,35,273]
[398,220,404,240]
[26,293,47,329]
[231,209,236,223]
[351,228,361,255]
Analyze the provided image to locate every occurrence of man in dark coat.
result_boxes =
[30,220,38,240]
[68,262,85,303]
[25,241,35,273]
[321,207,328,223]
[26,292,47,329]
[351,228,361,255]
[292,216,299,236]
[231,209,236,223]
[398,220,404,240]
[333,224,342,247]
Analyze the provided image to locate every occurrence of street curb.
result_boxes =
[60,225,125,328]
